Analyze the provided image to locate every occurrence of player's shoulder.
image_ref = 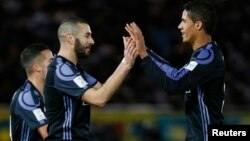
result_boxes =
[55,56,78,81]
[192,43,216,65]
[15,82,41,111]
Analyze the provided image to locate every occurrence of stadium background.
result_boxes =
[0,0,250,140]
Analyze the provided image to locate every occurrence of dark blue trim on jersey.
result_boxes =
[21,121,30,141]
[198,86,210,141]
[63,95,72,140]
[147,49,170,64]
[148,49,189,81]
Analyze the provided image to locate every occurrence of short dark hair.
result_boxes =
[184,0,217,35]
[20,43,49,74]
[58,16,89,38]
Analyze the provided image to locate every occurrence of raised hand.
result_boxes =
[125,22,148,59]
[122,36,138,68]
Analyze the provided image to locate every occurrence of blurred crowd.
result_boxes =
[0,0,249,111]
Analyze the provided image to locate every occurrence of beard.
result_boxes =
[74,38,90,59]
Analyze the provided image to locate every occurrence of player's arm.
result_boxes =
[82,37,137,107]
[37,124,48,139]
[16,94,49,140]
[141,48,218,94]
[125,22,219,94]
[92,81,102,90]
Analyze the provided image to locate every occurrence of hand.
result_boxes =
[125,22,148,59]
[122,36,138,68]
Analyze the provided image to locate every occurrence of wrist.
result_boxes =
[121,58,127,64]
[139,51,148,59]
[121,58,133,69]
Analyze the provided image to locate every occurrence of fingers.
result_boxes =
[123,36,128,50]
[125,22,140,39]
[123,36,131,46]
[124,22,147,63]
[123,36,134,50]
[125,37,134,53]
[130,44,138,59]
[125,24,136,40]
[132,22,143,37]
[125,22,141,34]
[123,36,137,64]
[125,22,144,44]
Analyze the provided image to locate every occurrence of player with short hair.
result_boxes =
[125,1,225,141]
[44,17,137,140]
[10,43,53,141]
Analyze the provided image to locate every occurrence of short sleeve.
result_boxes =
[83,71,97,86]
[54,63,93,99]
[16,90,47,130]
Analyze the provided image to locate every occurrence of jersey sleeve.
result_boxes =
[15,91,47,130]
[83,71,98,86]
[141,47,218,94]
[54,63,94,99]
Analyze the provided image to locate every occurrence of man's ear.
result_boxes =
[195,21,203,31]
[32,64,41,73]
[65,34,75,45]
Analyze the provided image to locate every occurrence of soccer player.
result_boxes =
[125,1,225,141]
[44,17,137,140]
[10,44,53,141]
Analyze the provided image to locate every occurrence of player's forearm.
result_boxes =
[141,56,181,94]
[147,49,170,64]
[92,61,131,107]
